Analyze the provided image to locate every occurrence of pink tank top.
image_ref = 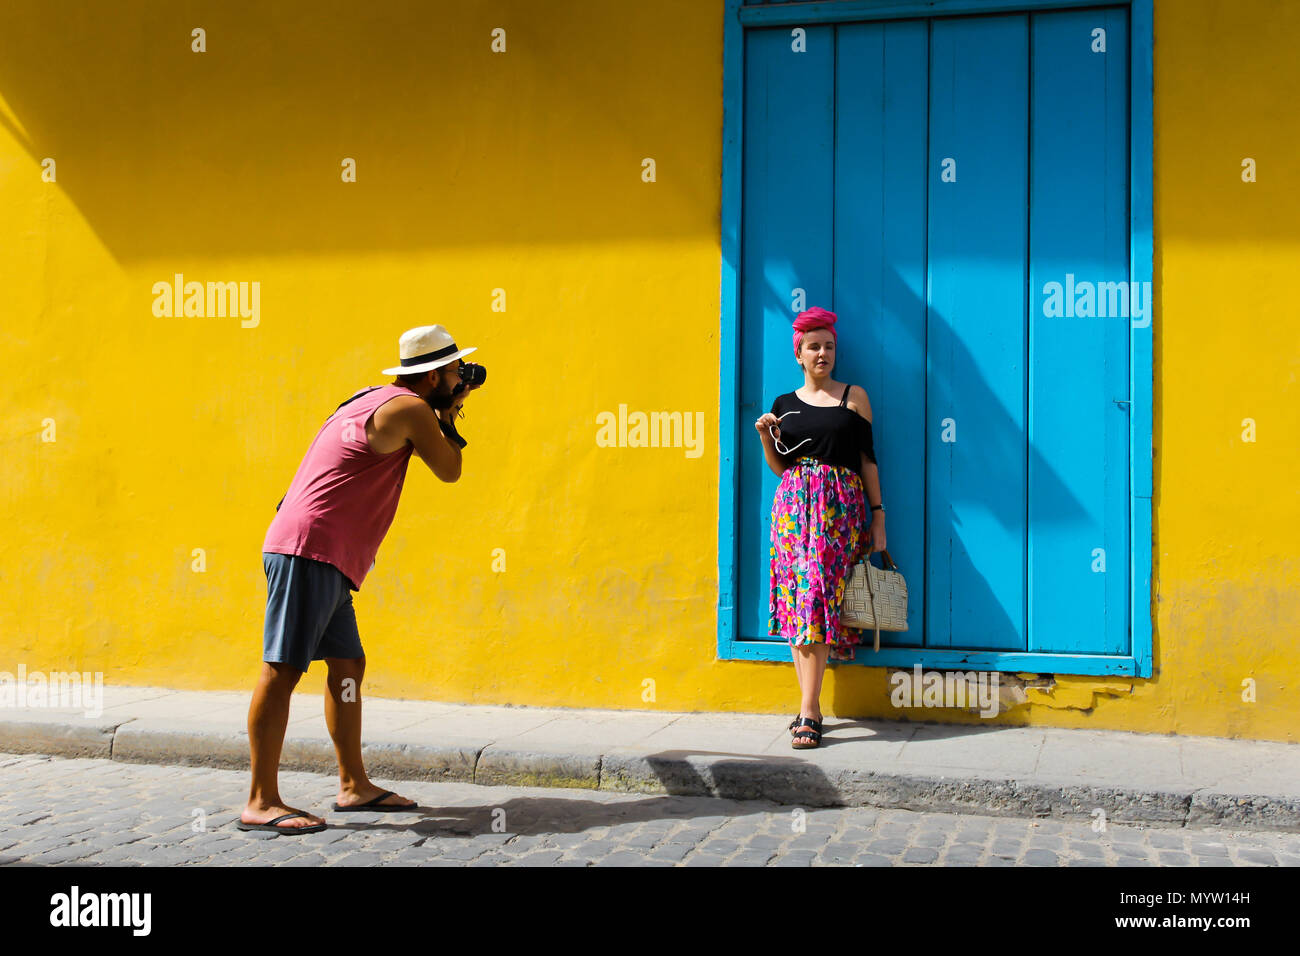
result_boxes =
[263,385,417,590]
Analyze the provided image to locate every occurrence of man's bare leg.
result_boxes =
[242,661,325,829]
[324,655,416,809]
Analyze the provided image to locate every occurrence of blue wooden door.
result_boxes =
[736,7,1131,663]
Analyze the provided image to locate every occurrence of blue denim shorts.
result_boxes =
[262,552,363,673]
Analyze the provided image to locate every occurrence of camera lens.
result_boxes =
[458,362,487,386]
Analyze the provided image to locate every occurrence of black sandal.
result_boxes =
[790,716,823,749]
[789,715,823,736]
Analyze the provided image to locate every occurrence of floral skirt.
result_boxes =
[768,456,869,661]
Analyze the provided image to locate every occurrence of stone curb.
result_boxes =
[0,718,118,761]
[597,753,1197,826]
[476,747,601,790]
[2,718,1297,833]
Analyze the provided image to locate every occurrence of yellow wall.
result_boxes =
[2,1,1296,741]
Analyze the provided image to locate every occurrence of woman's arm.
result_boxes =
[848,386,886,553]
[755,413,791,477]
[860,453,886,552]
[860,454,883,510]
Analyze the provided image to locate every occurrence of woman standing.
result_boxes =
[754,307,886,750]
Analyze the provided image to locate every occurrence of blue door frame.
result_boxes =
[716,0,1154,677]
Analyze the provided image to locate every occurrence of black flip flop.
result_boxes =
[235,811,327,835]
[331,789,418,812]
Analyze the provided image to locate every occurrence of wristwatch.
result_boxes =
[869,502,885,513]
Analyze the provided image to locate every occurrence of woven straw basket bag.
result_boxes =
[842,549,908,652]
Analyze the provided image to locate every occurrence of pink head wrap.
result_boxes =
[793,307,838,356]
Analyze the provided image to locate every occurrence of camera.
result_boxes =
[457,362,487,387]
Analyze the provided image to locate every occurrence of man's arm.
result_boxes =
[391,397,463,483]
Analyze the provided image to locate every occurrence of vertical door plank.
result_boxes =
[927,14,1029,651]
[1028,8,1130,655]
[737,26,835,641]
[834,19,928,644]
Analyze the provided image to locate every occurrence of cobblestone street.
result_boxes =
[2,753,1297,867]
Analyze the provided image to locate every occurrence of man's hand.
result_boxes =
[446,379,483,415]
[439,385,472,421]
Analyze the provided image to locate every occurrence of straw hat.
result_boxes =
[381,325,477,376]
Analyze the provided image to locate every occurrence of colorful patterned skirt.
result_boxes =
[768,456,870,662]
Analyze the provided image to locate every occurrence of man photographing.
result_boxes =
[239,325,482,834]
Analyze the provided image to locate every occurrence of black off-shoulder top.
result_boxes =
[769,383,877,471]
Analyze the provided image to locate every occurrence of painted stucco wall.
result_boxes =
[2,1,1295,740]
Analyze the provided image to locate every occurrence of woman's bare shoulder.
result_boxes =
[847,384,873,420]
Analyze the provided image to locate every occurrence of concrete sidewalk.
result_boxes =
[2,685,1298,832]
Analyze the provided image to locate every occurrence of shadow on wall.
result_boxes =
[0,0,720,265]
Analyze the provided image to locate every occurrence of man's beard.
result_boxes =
[425,376,463,411]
